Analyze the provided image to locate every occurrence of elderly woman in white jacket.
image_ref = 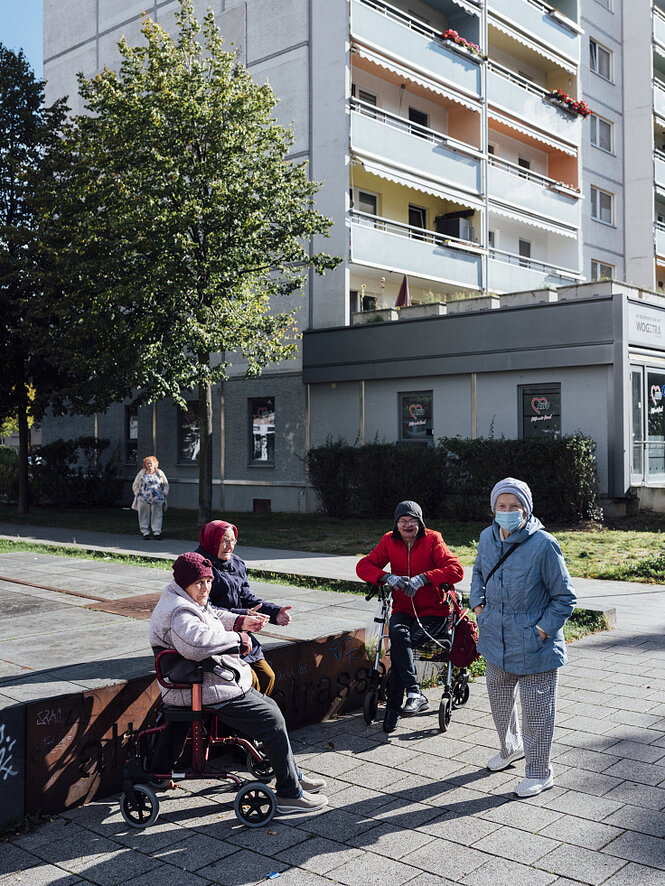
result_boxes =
[148,552,328,816]
[132,455,169,539]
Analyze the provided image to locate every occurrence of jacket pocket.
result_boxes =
[524,625,545,654]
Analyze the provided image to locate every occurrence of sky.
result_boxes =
[0,0,44,77]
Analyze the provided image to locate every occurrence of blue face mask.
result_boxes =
[495,510,524,532]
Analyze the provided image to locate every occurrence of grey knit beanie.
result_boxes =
[394,500,423,524]
[490,477,533,518]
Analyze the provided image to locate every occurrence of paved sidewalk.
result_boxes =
[1,524,665,885]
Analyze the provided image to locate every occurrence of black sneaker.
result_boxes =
[383,708,399,733]
[402,694,430,715]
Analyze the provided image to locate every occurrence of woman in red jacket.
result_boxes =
[356,500,464,733]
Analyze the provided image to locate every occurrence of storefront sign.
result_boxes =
[628,302,665,348]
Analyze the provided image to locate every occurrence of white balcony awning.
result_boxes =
[655,41,665,61]
[355,153,484,209]
[449,0,481,16]
[489,17,577,74]
[489,202,578,237]
[488,108,578,156]
[352,44,481,112]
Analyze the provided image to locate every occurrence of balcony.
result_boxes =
[350,211,482,290]
[488,62,582,146]
[655,8,665,50]
[489,249,580,292]
[655,80,665,119]
[489,0,579,63]
[488,156,580,228]
[350,101,482,197]
[656,151,665,191]
[351,0,482,99]
[656,222,665,259]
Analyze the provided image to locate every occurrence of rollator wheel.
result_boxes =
[452,680,470,709]
[246,750,275,783]
[235,781,277,828]
[363,688,379,724]
[438,695,452,733]
[120,784,159,829]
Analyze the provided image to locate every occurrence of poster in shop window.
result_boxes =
[522,388,561,439]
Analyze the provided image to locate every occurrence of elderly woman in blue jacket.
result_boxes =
[470,477,576,799]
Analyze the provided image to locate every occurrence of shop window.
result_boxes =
[631,369,643,476]
[178,401,200,463]
[399,391,433,443]
[250,397,275,465]
[647,371,665,477]
[591,259,614,280]
[590,186,613,225]
[519,385,561,439]
[590,114,613,153]
[590,38,612,81]
[125,406,138,465]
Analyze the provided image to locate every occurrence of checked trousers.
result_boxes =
[485,662,559,779]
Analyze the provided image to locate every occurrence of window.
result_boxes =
[591,259,614,280]
[487,144,495,156]
[355,189,378,220]
[178,402,200,462]
[631,369,643,476]
[408,106,428,136]
[647,371,665,477]
[520,385,561,439]
[399,391,433,442]
[408,204,427,235]
[518,157,531,179]
[518,239,531,267]
[590,114,613,152]
[358,88,377,106]
[488,230,496,248]
[250,397,275,465]
[590,186,614,224]
[595,0,612,9]
[125,406,138,465]
[590,38,612,80]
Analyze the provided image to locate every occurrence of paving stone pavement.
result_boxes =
[1,526,665,884]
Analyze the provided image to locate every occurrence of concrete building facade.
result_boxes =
[41,1,665,513]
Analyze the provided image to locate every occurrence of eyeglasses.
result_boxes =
[397,518,417,526]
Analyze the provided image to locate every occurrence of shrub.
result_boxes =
[0,445,18,467]
[439,433,601,523]
[32,436,125,507]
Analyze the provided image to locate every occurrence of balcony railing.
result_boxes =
[488,155,580,227]
[655,7,665,49]
[350,99,482,195]
[656,221,665,258]
[350,210,482,289]
[488,0,580,62]
[655,80,665,119]
[656,150,665,190]
[351,0,482,99]
[488,247,580,291]
[488,61,582,144]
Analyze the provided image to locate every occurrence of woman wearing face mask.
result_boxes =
[470,477,576,798]
[195,520,292,696]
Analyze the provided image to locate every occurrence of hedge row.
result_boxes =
[306,434,600,524]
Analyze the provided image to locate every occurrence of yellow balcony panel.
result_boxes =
[351,0,482,101]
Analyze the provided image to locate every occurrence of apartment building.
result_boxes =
[41,1,665,512]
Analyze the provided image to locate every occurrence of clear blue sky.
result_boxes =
[0,0,43,77]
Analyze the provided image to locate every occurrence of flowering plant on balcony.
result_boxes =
[546,88,592,118]
[440,29,481,56]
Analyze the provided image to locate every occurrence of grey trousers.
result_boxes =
[212,688,301,798]
[137,500,164,535]
[485,662,559,779]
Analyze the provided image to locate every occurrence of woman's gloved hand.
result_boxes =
[384,574,407,591]
[404,573,427,597]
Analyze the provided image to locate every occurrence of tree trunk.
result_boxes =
[17,379,30,515]
[198,362,213,526]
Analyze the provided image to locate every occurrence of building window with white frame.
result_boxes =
[594,0,612,9]
[178,402,200,463]
[590,185,614,225]
[590,114,613,153]
[590,38,612,81]
[250,397,275,465]
[591,259,614,280]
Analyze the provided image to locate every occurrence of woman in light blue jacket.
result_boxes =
[470,477,576,798]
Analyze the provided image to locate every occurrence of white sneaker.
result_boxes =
[299,773,326,793]
[276,790,328,815]
[487,747,525,771]
[514,770,554,798]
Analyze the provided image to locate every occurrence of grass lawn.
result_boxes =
[2,504,665,581]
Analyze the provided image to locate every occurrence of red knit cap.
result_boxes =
[173,552,213,590]
[199,520,238,557]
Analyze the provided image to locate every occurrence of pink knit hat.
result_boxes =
[173,552,213,590]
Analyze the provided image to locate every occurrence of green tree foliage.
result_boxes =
[0,45,67,513]
[36,0,339,522]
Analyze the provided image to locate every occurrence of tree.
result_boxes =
[36,0,339,523]
[0,45,67,513]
